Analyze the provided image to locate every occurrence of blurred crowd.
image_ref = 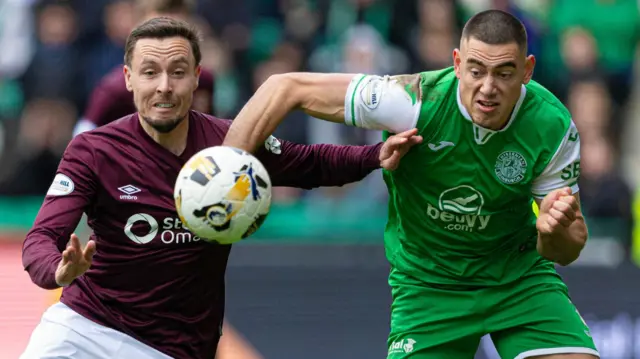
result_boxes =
[0,0,637,243]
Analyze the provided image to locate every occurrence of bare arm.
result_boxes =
[223,72,422,153]
[223,73,353,152]
[535,193,587,266]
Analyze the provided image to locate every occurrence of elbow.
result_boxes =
[263,73,302,109]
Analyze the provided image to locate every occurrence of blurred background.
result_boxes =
[1,0,639,358]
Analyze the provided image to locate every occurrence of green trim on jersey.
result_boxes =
[349,75,366,126]
[382,67,574,287]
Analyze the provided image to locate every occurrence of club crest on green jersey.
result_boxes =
[495,151,527,184]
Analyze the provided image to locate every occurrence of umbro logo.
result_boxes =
[118,185,141,200]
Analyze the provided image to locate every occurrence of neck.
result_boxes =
[138,114,189,156]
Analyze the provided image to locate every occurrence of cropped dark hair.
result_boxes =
[124,16,201,67]
[461,10,528,53]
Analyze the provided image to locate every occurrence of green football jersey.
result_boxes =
[344,67,581,286]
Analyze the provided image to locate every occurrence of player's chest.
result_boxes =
[92,150,206,247]
[412,121,537,204]
[100,157,178,208]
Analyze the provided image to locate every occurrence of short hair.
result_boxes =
[461,10,528,52]
[124,16,201,67]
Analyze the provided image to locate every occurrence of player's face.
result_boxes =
[453,37,535,130]
[124,37,200,133]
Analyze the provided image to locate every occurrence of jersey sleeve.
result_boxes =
[531,120,581,198]
[343,74,421,133]
[213,117,382,189]
[22,135,98,289]
[255,135,382,189]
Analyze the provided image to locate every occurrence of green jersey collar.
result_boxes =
[456,81,527,144]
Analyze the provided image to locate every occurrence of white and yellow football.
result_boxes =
[174,146,272,244]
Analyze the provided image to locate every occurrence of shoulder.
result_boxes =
[415,67,458,100]
[82,113,139,141]
[62,130,98,168]
[193,111,231,129]
[418,67,457,88]
[522,80,572,133]
[190,111,233,143]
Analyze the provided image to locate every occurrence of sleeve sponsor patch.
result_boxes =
[360,77,383,110]
[345,74,421,133]
[47,173,74,196]
[264,135,282,155]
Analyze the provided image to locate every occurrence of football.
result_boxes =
[174,146,272,244]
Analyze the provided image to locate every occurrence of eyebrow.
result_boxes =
[140,56,190,66]
[467,58,517,69]
[140,58,157,66]
[170,56,190,65]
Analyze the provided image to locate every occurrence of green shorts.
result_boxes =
[387,268,598,359]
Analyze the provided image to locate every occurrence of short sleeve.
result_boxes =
[531,120,581,198]
[343,74,421,133]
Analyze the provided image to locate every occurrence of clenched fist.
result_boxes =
[536,187,580,236]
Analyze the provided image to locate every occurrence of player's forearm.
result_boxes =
[270,141,381,188]
[22,233,63,289]
[301,143,381,188]
[537,217,587,266]
[224,74,299,153]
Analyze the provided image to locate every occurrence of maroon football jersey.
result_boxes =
[22,111,382,358]
[83,66,215,127]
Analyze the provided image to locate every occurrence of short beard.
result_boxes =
[142,115,185,134]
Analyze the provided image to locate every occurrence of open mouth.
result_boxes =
[477,100,498,112]
[154,103,176,109]
[477,100,498,107]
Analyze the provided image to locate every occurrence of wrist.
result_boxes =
[369,142,384,169]
[537,231,584,266]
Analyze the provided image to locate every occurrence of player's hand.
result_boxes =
[379,128,423,171]
[536,187,580,236]
[55,234,96,287]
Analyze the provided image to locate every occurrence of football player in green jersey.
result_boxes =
[223,9,598,359]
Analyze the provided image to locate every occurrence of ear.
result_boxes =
[123,65,133,92]
[453,49,462,79]
[194,65,201,90]
[523,55,536,84]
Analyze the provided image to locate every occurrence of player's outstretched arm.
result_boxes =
[223,72,422,153]
[22,135,98,289]
[223,72,352,152]
[535,189,587,266]
[255,129,422,188]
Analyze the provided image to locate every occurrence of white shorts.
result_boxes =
[20,302,172,359]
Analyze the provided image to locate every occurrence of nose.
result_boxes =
[479,76,497,97]
[156,73,172,94]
